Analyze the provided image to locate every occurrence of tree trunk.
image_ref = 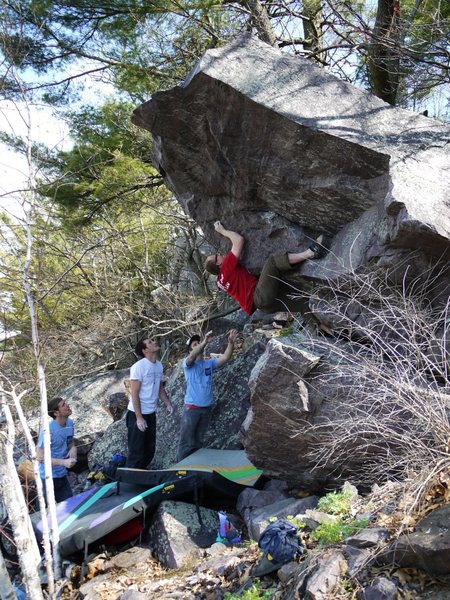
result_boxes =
[245,0,278,46]
[0,400,44,600]
[302,0,325,63]
[9,384,57,596]
[21,91,62,586]
[0,549,16,600]
[368,0,401,105]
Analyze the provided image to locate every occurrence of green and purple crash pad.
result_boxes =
[32,449,262,558]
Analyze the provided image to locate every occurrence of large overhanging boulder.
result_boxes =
[130,35,449,489]
[132,34,450,277]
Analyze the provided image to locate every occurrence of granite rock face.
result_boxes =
[132,34,450,278]
[148,500,218,569]
[88,417,128,470]
[85,332,266,470]
[59,369,129,439]
[152,335,266,470]
[240,332,447,491]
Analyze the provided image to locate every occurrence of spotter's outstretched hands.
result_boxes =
[203,330,214,344]
[228,329,238,344]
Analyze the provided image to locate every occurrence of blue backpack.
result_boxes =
[258,520,301,564]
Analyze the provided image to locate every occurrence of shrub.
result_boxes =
[224,580,274,599]
[311,518,368,545]
[295,262,449,514]
[317,489,353,515]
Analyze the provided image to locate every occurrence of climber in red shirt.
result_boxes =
[204,221,327,316]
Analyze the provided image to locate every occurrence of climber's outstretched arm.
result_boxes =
[214,221,245,259]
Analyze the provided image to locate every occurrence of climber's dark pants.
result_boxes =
[253,253,295,313]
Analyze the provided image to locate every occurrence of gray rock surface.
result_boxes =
[61,369,129,439]
[304,549,346,599]
[127,34,449,499]
[132,34,450,281]
[147,500,218,569]
[241,331,446,491]
[302,510,340,530]
[152,336,266,469]
[236,486,290,523]
[82,334,265,470]
[342,544,373,577]
[241,333,350,489]
[246,496,319,541]
[105,545,153,570]
[88,417,128,470]
[377,503,450,575]
[363,577,398,600]
[79,572,111,599]
[196,549,243,577]
[345,527,390,549]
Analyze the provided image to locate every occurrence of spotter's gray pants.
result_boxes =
[177,405,212,462]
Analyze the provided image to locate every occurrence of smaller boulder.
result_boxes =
[377,504,450,575]
[342,545,373,577]
[247,496,319,541]
[302,509,340,530]
[147,501,219,569]
[362,577,398,600]
[345,528,390,548]
[304,549,346,600]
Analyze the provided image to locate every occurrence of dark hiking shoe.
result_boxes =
[309,235,330,259]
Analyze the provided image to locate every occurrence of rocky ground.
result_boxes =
[63,531,450,600]
[3,471,449,600]
[56,474,450,600]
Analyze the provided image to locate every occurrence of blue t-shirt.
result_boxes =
[38,418,74,479]
[183,357,219,407]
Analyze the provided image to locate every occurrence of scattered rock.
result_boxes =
[117,591,147,600]
[302,509,340,530]
[278,560,302,585]
[304,549,346,599]
[377,504,450,575]
[345,527,390,548]
[247,496,319,541]
[236,486,290,526]
[104,545,153,570]
[362,576,398,600]
[147,501,218,569]
[195,552,242,577]
[79,572,112,599]
[342,544,373,577]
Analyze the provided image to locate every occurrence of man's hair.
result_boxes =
[187,334,201,351]
[135,339,148,358]
[205,256,220,276]
[48,397,64,419]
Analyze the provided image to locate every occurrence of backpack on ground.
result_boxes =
[258,520,302,564]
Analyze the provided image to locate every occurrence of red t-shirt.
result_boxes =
[216,252,258,315]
